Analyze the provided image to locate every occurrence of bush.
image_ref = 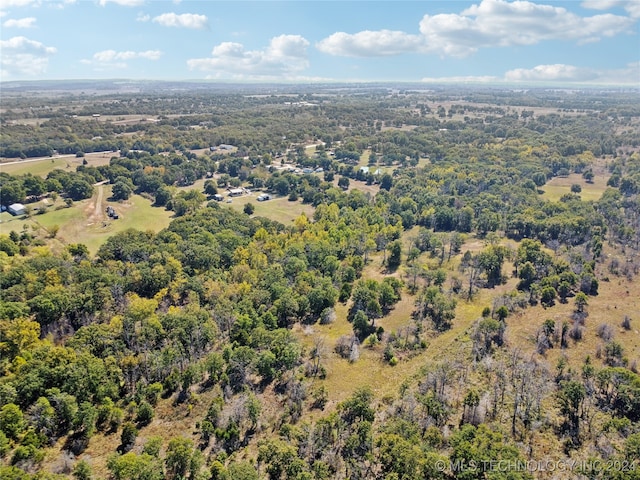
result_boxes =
[596,324,614,342]
[622,315,631,330]
[136,401,154,426]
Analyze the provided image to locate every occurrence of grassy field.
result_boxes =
[540,172,610,202]
[1,187,174,255]
[0,151,114,177]
[222,193,316,225]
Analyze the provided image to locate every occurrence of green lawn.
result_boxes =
[75,195,174,255]
[6,192,174,255]
[540,173,609,202]
[0,152,114,177]
[1,158,74,177]
[223,193,315,225]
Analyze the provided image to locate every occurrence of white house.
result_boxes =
[8,203,26,216]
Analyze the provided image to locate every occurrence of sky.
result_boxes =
[0,0,638,86]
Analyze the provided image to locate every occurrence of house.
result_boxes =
[228,188,244,197]
[7,203,26,216]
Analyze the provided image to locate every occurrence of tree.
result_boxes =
[574,292,588,313]
[540,286,557,308]
[243,203,255,215]
[386,240,402,271]
[67,179,94,200]
[468,245,504,289]
[380,173,393,191]
[73,460,93,480]
[155,186,172,207]
[107,452,164,480]
[165,437,197,480]
[337,176,350,190]
[112,180,133,201]
[450,424,532,480]
[557,380,585,441]
[415,286,456,331]
[0,403,25,440]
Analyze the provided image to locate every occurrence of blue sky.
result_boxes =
[0,0,638,85]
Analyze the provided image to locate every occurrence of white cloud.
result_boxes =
[505,62,640,84]
[152,12,208,29]
[582,0,640,19]
[317,30,423,57]
[98,0,145,6]
[504,64,596,82]
[187,34,310,80]
[0,35,56,78]
[422,62,640,85]
[92,49,162,61]
[2,16,35,27]
[81,49,162,70]
[318,0,635,58]
[136,12,149,22]
[0,0,39,7]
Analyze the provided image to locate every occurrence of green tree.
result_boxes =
[337,176,350,190]
[415,286,456,331]
[0,404,25,440]
[165,437,196,480]
[73,460,93,480]
[386,240,402,271]
[450,424,533,480]
[574,292,588,313]
[243,203,255,215]
[557,380,585,440]
[112,180,133,201]
[107,452,164,480]
[67,179,94,200]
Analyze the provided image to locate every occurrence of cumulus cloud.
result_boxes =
[505,62,639,84]
[504,64,596,82]
[81,49,162,70]
[421,62,640,85]
[2,16,35,27]
[0,35,56,78]
[317,30,423,57]
[136,12,149,22]
[582,0,640,19]
[98,0,145,6]
[318,0,635,58]
[187,34,310,80]
[152,12,208,29]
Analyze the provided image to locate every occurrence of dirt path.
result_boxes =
[86,184,106,224]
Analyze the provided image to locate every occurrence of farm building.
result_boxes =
[228,188,244,197]
[7,203,26,216]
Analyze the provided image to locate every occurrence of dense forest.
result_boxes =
[1,84,639,479]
